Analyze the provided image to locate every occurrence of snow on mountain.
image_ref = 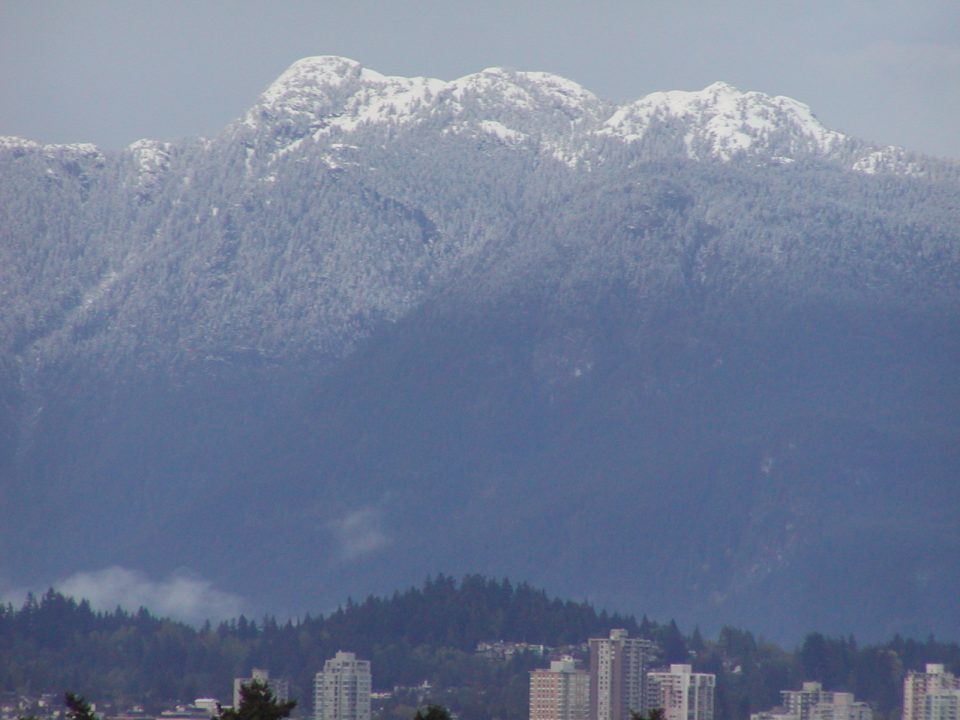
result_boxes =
[440,67,606,165]
[445,119,529,146]
[2,58,958,642]
[0,136,42,153]
[127,139,171,175]
[852,145,927,176]
[442,66,606,126]
[5,58,928,179]
[239,56,443,145]
[128,138,171,169]
[47,142,103,162]
[125,139,173,195]
[0,135,106,191]
[599,81,848,161]
[233,58,931,174]
[0,135,103,162]
[244,57,605,134]
[247,56,446,132]
[236,57,606,166]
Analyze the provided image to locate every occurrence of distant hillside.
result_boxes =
[2,577,960,720]
[1,58,959,641]
[0,576,642,715]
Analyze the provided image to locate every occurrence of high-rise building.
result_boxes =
[234,668,290,710]
[924,690,960,720]
[782,683,829,720]
[751,681,871,720]
[314,651,372,720]
[810,691,873,720]
[904,666,960,720]
[531,657,591,720]
[589,629,658,720]
[646,664,715,720]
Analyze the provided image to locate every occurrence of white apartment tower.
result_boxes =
[925,691,960,720]
[904,665,960,720]
[531,657,591,720]
[782,683,830,720]
[314,651,372,720]
[751,682,871,720]
[810,692,873,720]
[589,629,658,720]
[646,664,715,720]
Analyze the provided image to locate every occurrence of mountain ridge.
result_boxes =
[0,57,958,643]
[233,57,922,172]
[1,55,946,175]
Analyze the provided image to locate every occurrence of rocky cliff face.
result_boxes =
[1,58,958,640]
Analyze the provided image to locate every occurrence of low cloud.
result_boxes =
[47,567,245,624]
[328,508,391,560]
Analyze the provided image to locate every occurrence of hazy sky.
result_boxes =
[2,0,959,158]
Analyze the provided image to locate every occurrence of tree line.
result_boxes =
[1,576,957,720]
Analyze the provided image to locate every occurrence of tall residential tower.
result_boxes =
[646,664,715,720]
[904,665,960,720]
[530,657,590,720]
[314,651,372,720]
[589,629,658,720]
[751,682,871,720]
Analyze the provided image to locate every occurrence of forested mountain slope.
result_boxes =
[3,579,959,720]
[1,58,958,641]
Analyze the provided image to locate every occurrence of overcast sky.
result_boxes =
[2,0,959,158]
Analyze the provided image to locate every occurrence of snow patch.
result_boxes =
[127,138,171,180]
[44,143,103,161]
[600,81,846,160]
[478,120,527,143]
[852,146,925,176]
[0,136,41,152]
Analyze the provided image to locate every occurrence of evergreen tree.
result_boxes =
[217,681,296,720]
[65,693,98,720]
[413,706,452,720]
[631,710,666,720]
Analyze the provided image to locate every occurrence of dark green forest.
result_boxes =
[1,576,958,720]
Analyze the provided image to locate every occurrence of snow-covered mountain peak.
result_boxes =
[259,56,373,103]
[240,56,448,137]
[601,82,848,161]
[235,57,609,166]
[128,138,170,160]
[228,59,924,175]
[447,67,602,119]
[247,56,366,124]
[0,135,103,160]
[247,57,608,131]
[703,80,739,92]
[125,139,172,192]
[0,135,41,152]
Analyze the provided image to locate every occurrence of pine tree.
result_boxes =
[65,693,98,720]
[217,681,296,720]
[413,706,452,720]
[631,710,666,720]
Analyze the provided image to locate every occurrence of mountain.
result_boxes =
[1,57,958,642]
